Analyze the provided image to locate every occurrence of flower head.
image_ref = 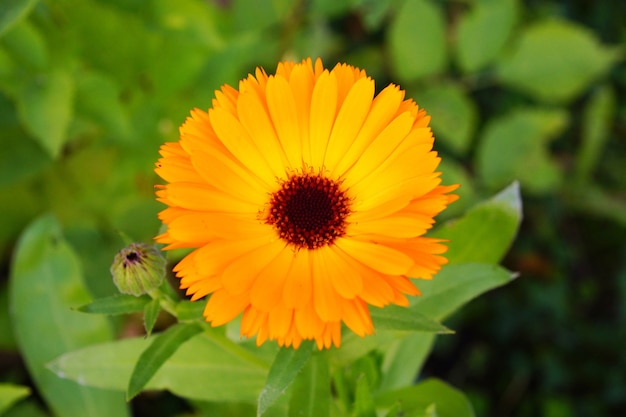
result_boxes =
[155,58,458,349]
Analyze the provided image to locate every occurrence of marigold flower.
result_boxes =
[155,58,458,349]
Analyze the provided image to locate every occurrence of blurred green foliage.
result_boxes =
[0,0,624,416]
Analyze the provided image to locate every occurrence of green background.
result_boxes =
[0,0,624,416]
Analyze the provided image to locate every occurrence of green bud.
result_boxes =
[110,243,166,296]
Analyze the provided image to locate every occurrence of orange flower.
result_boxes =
[155,58,458,349]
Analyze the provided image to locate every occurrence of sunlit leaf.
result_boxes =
[0,384,30,415]
[432,182,522,265]
[475,108,568,194]
[0,0,38,37]
[370,305,451,333]
[388,0,447,81]
[288,352,330,417]
[496,19,619,103]
[456,0,518,72]
[49,330,270,402]
[375,378,474,417]
[258,342,314,417]
[9,215,129,417]
[412,263,515,321]
[127,322,203,399]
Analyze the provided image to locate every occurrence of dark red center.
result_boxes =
[265,173,351,250]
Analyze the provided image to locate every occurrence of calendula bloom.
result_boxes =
[155,58,458,349]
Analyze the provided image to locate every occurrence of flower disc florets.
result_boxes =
[264,173,351,250]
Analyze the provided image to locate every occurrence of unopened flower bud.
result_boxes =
[110,243,165,296]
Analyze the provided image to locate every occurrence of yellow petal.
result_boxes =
[266,75,302,168]
[309,70,338,168]
[282,251,312,309]
[209,107,276,185]
[324,76,375,172]
[221,241,284,295]
[336,238,414,276]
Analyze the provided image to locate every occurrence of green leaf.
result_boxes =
[16,68,74,158]
[353,375,377,417]
[375,378,474,417]
[575,85,616,182]
[370,305,451,333]
[411,83,478,155]
[0,0,38,37]
[496,19,619,103]
[475,108,568,194]
[411,263,516,321]
[456,0,518,72]
[76,294,151,315]
[0,19,47,69]
[75,72,132,142]
[231,0,295,33]
[258,342,314,417]
[288,352,330,417]
[388,0,447,82]
[378,333,436,392]
[0,384,30,415]
[175,300,205,321]
[143,298,161,336]
[9,215,129,417]
[49,330,270,402]
[432,182,522,265]
[127,322,203,400]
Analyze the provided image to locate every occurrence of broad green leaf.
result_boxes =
[127,322,203,399]
[432,182,522,265]
[258,341,314,417]
[49,330,270,402]
[456,0,518,72]
[353,375,376,417]
[411,263,515,321]
[0,0,38,37]
[142,298,161,336]
[370,305,451,333]
[76,294,151,315]
[75,72,132,142]
[411,83,477,155]
[288,352,330,417]
[0,19,47,69]
[375,378,474,417]
[575,85,615,182]
[378,333,436,392]
[496,19,619,103]
[388,0,447,82]
[16,68,74,158]
[0,384,30,415]
[9,215,129,417]
[475,108,568,194]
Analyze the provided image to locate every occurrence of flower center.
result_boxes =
[265,173,351,250]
